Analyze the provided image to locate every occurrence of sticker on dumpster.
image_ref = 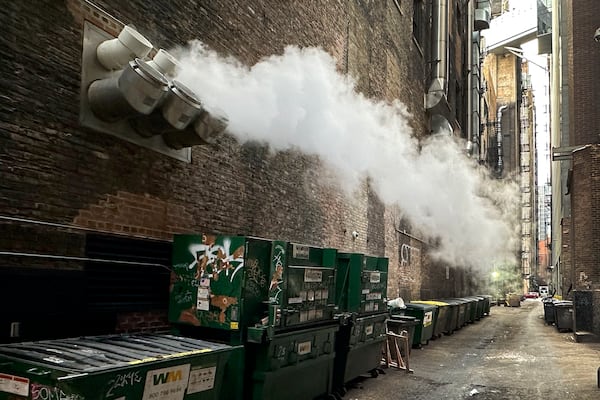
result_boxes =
[297,341,312,355]
[304,269,323,282]
[292,244,310,259]
[143,364,190,400]
[366,292,381,300]
[370,272,381,283]
[0,373,29,396]
[423,311,433,327]
[365,324,374,336]
[187,366,217,394]
[197,298,210,311]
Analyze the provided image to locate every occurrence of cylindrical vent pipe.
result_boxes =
[426,0,449,110]
[163,109,229,149]
[96,25,153,70]
[147,49,179,77]
[132,80,203,137]
[88,59,169,122]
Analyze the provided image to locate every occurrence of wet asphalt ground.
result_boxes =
[343,299,600,400]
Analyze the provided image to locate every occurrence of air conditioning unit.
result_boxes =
[474,8,491,31]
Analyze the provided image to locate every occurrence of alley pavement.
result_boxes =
[345,299,600,399]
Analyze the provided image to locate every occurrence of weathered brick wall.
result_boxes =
[571,146,600,290]
[0,0,470,335]
[567,1,600,146]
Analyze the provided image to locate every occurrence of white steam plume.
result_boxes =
[174,41,519,270]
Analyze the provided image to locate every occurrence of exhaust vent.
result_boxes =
[80,16,228,162]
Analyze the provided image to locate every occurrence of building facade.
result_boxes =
[0,0,490,342]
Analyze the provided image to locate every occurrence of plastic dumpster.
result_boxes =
[411,301,450,338]
[0,333,240,400]
[542,297,556,324]
[245,324,338,400]
[386,316,420,354]
[477,295,492,316]
[398,303,436,347]
[441,298,467,328]
[554,301,574,332]
[333,312,387,393]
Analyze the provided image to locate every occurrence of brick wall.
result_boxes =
[571,146,600,290]
[0,0,471,336]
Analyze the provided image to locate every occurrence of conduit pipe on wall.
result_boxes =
[466,0,474,149]
[496,105,508,173]
[426,0,450,112]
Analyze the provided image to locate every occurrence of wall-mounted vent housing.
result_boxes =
[80,20,228,163]
[474,8,491,31]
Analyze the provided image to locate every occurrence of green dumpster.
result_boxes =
[440,298,467,329]
[401,303,436,347]
[476,295,492,316]
[465,296,485,320]
[0,333,240,400]
[411,301,450,338]
[333,253,388,393]
[245,324,338,400]
[387,315,420,352]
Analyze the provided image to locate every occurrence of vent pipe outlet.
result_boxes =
[147,49,179,77]
[96,25,153,70]
[133,80,203,137]
[88,58,169,122]
[163,109,229,149]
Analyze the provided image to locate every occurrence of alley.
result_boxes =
[348,300,600,400]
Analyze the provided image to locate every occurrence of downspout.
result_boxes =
[466,0,474,152]
[426,0,450,113]
[497,105,508,174]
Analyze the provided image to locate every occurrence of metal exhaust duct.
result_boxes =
[425,0,449,111]
[96,25,153,70]
[147,49,179,77]
[88,58,169,122]
[132,80,203,137]
[163,109,229,149]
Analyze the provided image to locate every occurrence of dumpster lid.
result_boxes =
[406,302,437,311]
[411,300,449,307]
[0,334,233,374]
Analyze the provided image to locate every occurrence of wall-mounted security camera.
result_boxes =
[594,27,600,42]
[351,231,359,239]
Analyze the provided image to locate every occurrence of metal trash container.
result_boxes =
[0,333,239,400]
[386,316,420,355]
[554,301,574,332]
[441,298,467,329]
[397,303,436,347]
[410,301,450,338]
[542,297,556,324]
[477,295,493,316]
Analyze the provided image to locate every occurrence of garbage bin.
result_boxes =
[386,316,420,355]
[0,333,240,400]
[397,303,436,347]
[441,298,467,328]
[542,297,556,325]
[554,300,574,332]
[411,301,450,338]
[477,295,492,316]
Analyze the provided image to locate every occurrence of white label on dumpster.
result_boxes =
[187,366,217,394]
[365,324,374,336]
[370,272,381,283]
[143,364,190,400]
[423,311,433,327]
[366,292,381,301]
[304,269,323,282]
[0,373,29,396]
[298,341,312,355]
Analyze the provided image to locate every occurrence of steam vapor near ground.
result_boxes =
[174,41,520,271]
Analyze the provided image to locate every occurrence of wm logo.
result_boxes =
[152,369,183,385]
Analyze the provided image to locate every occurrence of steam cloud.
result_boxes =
[174,41,519,271]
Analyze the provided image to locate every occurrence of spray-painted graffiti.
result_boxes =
[269,244,286,303]
[245,258,267,297]
[400,243,421,267]
[186,236,245,282]
[105,370,142,397]
[31,384,84,400]
[174,290,194,305]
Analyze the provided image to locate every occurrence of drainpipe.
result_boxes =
[466,0,474,151]
[496,105,507,174]
[426,0,450,112]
